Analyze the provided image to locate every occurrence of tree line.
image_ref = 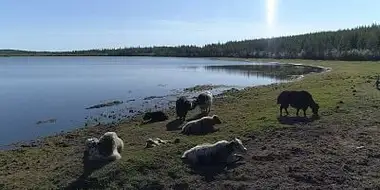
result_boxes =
[1,24,380,61]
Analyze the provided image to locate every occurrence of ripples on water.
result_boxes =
[0,57,321,145]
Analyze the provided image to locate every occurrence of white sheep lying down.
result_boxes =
[195,91,213,114]
[85,132,124,161]
[181,115,221,135]
[181,138,247,165]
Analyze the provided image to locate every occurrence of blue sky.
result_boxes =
[0,0,379,51]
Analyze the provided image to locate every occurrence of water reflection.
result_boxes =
[203,64,324,80]
[203,66,289,80]
[180,66,200,71]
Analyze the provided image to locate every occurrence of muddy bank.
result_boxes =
[197,112,380,189]
[183,84,232,92]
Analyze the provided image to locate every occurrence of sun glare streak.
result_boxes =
[266,0,277,29]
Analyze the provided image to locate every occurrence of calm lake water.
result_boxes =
[0,56,306,145]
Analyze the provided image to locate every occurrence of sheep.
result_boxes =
[277,90,320,117]
[84,137,101,161]
[84,132,124,161]
[143,111,169,123]
[181,115,221,135]
[195,91,213,114]
[176,96,195,121]
[181,138,248,166]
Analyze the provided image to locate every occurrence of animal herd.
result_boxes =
[84,89,320,168]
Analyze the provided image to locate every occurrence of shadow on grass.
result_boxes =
[186,113,207,122]
[182,128,220,136]
[166,119,184,131]
[277,115,320,125]
[141,119,167,126]
[64,153,112,190]
[188,162,245,182]
[141,118,169,126]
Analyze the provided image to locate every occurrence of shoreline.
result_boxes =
[1,54,380,62]
[0,60,330,150]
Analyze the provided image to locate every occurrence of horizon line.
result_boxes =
[1,23,378,52]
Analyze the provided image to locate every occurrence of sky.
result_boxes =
[0,0,379,51]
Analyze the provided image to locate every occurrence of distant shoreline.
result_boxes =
[2,24,380,61]
[1,55,379,63]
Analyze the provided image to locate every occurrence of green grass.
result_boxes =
[1,59,380,189]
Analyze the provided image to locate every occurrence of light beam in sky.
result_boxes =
[266,0,277,29]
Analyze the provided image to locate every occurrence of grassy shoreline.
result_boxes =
[1,59,380,189]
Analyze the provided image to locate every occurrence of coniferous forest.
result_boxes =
[1,24,380,61]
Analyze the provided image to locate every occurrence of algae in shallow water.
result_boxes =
[85,100,123,109]
[36,118,57,125]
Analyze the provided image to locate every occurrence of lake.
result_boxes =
[0,56,320,146]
